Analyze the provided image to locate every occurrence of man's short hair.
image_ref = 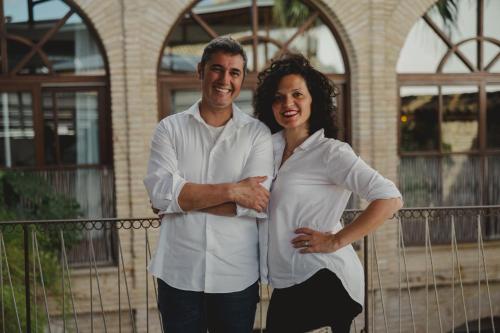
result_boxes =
[200,37,248,74]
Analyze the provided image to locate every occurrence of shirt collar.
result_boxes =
[186,100,253,128]
[276,128,325,152]
[299,129,325,151]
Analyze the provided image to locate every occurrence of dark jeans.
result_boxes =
[157,278,259,333]
[266,269,362,333]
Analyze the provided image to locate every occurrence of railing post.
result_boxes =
[363,235,369,333]
[23,224,31,333]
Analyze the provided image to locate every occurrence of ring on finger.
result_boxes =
[304,240,309,247]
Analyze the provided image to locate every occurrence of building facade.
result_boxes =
[1,0,499,332]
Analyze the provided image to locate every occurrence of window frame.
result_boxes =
[397,0,500,242]
[0,0,112,170]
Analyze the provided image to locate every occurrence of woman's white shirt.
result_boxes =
[265,129,402,306]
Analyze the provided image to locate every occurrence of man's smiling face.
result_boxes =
[198,51,245,113]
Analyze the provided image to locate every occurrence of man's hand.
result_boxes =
[228,176,270,212]
[150,201,164,218]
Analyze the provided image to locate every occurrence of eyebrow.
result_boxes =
[209,64,242,73]
[275,88,303,94]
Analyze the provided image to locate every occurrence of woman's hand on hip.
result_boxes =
[292,227,342,254]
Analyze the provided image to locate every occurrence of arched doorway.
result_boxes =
[157,0,351,142]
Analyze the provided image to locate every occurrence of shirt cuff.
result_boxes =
[162,173,187,214]
[236,204,267,219]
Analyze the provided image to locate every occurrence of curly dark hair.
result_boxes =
[254,53,338,138]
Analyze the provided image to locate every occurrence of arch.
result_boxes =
[156,0,352,141]
[1,0,109,76]
[388,0,441,65]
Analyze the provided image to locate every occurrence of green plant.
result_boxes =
[272,0,311,27]
[0,170,82,332]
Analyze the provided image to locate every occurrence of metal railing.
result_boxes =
[0,206,499,332]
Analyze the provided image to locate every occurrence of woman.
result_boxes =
[254,53,403,333]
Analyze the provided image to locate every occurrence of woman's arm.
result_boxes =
[292,197,402,253]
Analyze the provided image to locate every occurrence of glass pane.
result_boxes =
[18,54,50,75]
[400,86,439,152]
[487,155,500,239]
[0,92,35,167]
[399,156,441,207]
[171,89,253,116]
[397,19,448,73]
[234,89,253,115]
[400,155,482,244]
[6,15,53,74]
[426,0,477,44]
[31,167,112,218]
[441,51,473,73]
[286,19,345,74]
[442,41,476,73]
[171,90,200,114]
[57,91,100,164]
[254,41,280,70]
[5,0,105,75]
[75,92,100,164]
[487,85,500,148]
[488,56,500,73]
[484,0,500,43]
[484,42,500,72]
[6,39,48,74]
[195,0,235,9]
[55,91,74,164]
[487,155,500,205]
[441,86,479,152]
[4,0,28,23]
[42,92,57,165]
[441,154,481,206]
[43,91,100,165]
[33,0,71,22]
[44,16,105,74]
[160,1,216,73]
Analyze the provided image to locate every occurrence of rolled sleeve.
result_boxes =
[144,120,188,214]
[143,170,187,213]
[328,143,402,202]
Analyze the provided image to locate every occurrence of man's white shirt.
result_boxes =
[144,101,273,293]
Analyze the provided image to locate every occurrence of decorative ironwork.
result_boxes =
[0,206,499,332]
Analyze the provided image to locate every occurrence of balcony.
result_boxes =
[0,206,499,332]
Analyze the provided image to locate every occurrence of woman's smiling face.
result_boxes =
[272,74,312,132]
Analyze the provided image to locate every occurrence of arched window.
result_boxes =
[397,0,500,241]
[0,0,113,220]
[157,0,350,141]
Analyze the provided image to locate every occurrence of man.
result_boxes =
[144,37,273,333]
